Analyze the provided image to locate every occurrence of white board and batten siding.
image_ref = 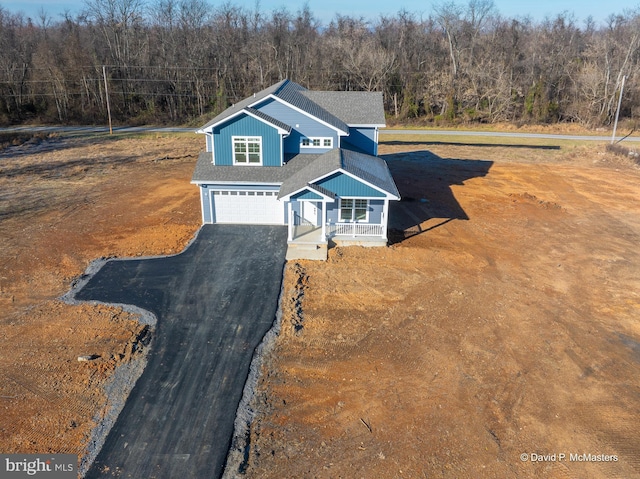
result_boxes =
[209,188,285,224]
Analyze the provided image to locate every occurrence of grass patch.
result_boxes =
[378,133,614,166]
[606,143,640,166]
[0,132,55,150]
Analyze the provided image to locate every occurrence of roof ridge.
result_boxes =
[273,82,349,134]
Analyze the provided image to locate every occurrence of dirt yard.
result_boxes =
[1,132,639,478]
[243,139,640,479]
[0,134,202,461]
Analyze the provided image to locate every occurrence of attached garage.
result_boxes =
[210,189,285,224]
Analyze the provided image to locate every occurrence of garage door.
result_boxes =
[211,190,284,224]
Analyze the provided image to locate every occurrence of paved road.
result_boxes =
[1,125,638,142]
[75,225,288,479]
[381,129,640,142]
[0,125,194,134]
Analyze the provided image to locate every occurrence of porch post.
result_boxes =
[382,199,389,241]
[321,201,327,239]
[287,201,293,241]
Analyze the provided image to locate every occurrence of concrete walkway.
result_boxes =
[76,225,288,479]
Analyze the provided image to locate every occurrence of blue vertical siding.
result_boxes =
[343,127,377,155]
[213,113,282,166]
[316,172,386,197]
[292,190,324,200]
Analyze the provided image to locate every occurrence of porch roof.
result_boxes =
[278,148,400,200]
[285,183,336,201]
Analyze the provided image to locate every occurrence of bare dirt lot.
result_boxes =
[0,134,202,461]
[1,132,639,478]
[244,139,640,479]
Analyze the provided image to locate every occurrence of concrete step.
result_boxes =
[286,242,328,261]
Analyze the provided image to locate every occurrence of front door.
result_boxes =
[302,201,317,225]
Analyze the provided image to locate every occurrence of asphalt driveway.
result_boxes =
[75,224,288,479]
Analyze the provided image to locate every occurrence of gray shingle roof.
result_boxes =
[278,149,399,199]
[301,91,386,126]
[197,80,288,131]
[306,183,336,199]
[197,79,384,133]
[273,81,349,133]
[245,107,292,133]
[193,149,399,201]
[340,149,400,198]
[191,152,318,184]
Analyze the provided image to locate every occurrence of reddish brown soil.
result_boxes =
[245,142,640,479]
[0,134,202,459]
[1,134,639,479]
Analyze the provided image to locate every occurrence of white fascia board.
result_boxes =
[261,94,349,136]
[348,124,386,128]
[191,180,282,186]
[279,186,335,202]
[308,167,399,200]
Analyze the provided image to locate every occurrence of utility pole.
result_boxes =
[611,75,626,144]
[102,65,113,135]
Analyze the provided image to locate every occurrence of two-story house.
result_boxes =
[191,79,400,259]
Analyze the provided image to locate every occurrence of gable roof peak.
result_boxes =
[278,148,400,200]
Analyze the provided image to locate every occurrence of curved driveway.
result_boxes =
[76,225,288,479]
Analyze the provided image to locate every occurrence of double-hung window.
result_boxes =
[340,199,368,222]
[233,136,262,164]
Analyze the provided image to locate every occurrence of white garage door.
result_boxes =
[211,190,284,224]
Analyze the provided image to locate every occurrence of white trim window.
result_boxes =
[301,137,333,148]
[233,136,262,164]
[339,198,368,222]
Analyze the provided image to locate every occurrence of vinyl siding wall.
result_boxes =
[343,127,377,155]
[291,190,324,200]
[200,186,213,223]
[256,98,339,155]
[213,113,282,166]
[316,172,386,198]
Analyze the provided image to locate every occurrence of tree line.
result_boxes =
[0,0,638,127]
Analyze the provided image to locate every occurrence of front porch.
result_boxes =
[285,222,388,261]
[283,191,394,260]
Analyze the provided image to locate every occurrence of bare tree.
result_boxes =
[1,1,639,126]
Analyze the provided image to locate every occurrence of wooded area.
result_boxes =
[1,0,638,127]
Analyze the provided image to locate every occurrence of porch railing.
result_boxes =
[327,222,384,237]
